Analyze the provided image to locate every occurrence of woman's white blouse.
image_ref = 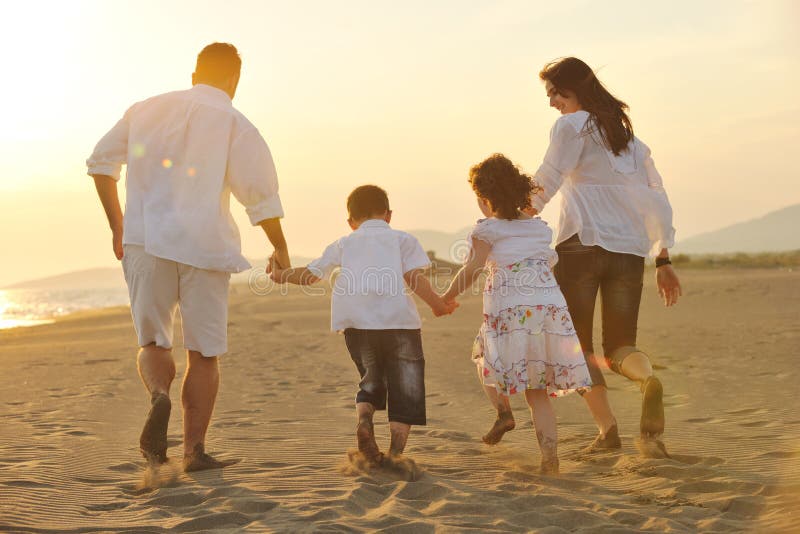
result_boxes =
[531,110,675,257]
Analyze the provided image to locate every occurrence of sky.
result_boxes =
[0,0,798,287]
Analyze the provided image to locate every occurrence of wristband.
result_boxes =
[655,257,672,268]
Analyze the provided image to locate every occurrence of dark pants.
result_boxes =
[344,328,426,426]
[554,235,645,387]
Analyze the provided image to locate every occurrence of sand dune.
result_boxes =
[1,269,798,532]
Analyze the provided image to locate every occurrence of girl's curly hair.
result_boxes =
[469,154,542,220]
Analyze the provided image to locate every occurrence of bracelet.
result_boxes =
[655,257,672,268]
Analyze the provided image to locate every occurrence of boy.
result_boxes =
[270,185,455,465]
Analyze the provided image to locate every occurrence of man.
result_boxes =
[87,43,290,471]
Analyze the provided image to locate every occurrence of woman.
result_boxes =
[531,57,682,455]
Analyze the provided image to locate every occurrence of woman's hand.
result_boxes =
[435,297,459,317]
[656,264,682,307]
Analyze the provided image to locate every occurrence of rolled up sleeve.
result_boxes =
[531,117,585,211]
[227,128,284,225]
[86,109,131,181]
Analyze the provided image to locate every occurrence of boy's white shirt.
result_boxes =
[307,219,431,331]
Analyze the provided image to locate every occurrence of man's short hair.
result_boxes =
[347,185,390,220]
[195,43,241,82]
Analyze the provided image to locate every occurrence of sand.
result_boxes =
[1,269,798,532]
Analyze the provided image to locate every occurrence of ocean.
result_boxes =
[0,287,131,329]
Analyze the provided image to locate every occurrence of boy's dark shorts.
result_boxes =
[344,328,426,426]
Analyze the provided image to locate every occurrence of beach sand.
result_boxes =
[1,269,798,532]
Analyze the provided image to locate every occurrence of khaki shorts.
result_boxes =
[122,245,231,357]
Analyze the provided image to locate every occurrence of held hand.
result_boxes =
[266,250,289,274]
[656,264,682,307]
[269,267,285,283]
[432,297,459,317]
[271,249,291,274]
[112,228,124,260]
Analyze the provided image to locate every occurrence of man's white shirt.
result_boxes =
[87,84,283,272]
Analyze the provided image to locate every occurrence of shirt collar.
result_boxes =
[191,84,233,105]
[357,219,390,230]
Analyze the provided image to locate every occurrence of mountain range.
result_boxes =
[5,204,798,291]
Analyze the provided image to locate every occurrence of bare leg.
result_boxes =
[181,351,238,471]
[619,351,665,442]
[356,402,383,465]
[581,385,617,436]
[525,389,559,475]
[619,351,653,383]
[388,422,411,456]
[137,344,175,463]
[478,367,515,445]
[182,351,219,455]
[137,343,175,396]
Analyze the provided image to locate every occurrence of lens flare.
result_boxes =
[132,143,146,158]
[187,167,196,177]
[162,158,173,169]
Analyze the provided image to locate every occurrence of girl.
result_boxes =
[442,154,592,475]
[531,57,681,456]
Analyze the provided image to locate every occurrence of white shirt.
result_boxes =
[86,84,284,273]
[468,217,558,267]
[531,110,675,257]
[307,220,431,331]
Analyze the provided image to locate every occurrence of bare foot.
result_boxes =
[637,437,671,459]
[540,456,560,476]
[183,443,239,472]
[582,424,622,453]
[382,452,422,481]
[482,411,515,445]
[640,376,665,439]
[356,419,383,466]
[140,393,171,464]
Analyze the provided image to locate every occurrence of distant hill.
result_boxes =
[5,268,126,291]
[675,204,800,254]
[9,204,798,291]
[4,255,315,291]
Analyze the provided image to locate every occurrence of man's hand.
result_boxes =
[656,264,682,307]
[112,227,124,260]
[269,266,285,283]
[92,175,124,261]
[267,248,290,274]
[259,218,290,274]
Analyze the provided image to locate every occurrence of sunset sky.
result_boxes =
[1,0,798,287]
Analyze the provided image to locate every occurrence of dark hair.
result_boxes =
[195,43,241,83]
[469,154,540,220]
[347,185,390,220]
[539,57,633,156]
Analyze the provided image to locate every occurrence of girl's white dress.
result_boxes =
[469,217,592,396]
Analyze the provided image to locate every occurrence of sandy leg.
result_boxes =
[355,402,383,466]
[526,389,559,475]
[640,376,665,438]
[139,392,171,464]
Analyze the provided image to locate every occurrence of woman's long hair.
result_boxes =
[539,57,633,155]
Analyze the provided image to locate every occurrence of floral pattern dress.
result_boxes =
[469,218,592,397]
